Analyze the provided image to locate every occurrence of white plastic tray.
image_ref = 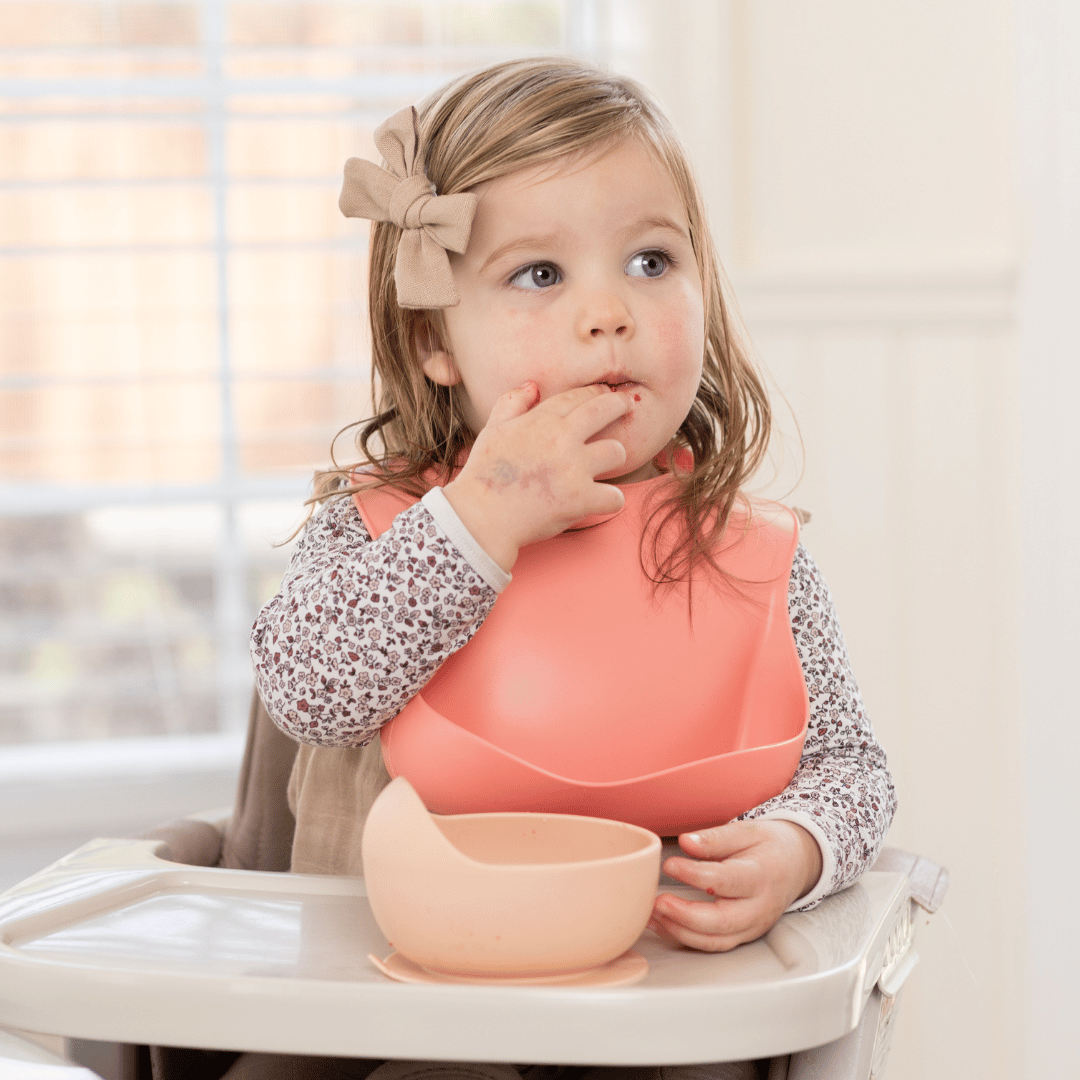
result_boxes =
[0,839,912,1065]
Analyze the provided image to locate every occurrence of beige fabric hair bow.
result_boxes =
[339,106,478,308]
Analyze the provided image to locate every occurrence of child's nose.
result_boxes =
[577,287,635,341]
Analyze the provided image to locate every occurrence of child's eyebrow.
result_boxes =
[623,215,690,242]
[478,216,689,274]
[479,233,563,273]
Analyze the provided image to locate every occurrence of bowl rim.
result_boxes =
[425,809,662,873]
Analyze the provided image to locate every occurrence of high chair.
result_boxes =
[0,692,947,1080]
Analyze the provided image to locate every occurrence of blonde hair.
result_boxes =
[319,56,771,586]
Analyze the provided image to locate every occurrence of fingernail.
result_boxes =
[685,832,703,845]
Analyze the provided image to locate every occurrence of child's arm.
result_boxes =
[650,544,897,951]
[250,495,504,746]
[250,382,631,746]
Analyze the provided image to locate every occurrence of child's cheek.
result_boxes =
[653,307,702,370]
[502,309,562,391]
[656,280,706,363]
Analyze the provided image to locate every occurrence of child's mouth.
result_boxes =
[594,379,643,408]
[594,376,639,392]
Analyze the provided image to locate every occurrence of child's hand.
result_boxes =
[443,381,633,572]
[648,820,824,952]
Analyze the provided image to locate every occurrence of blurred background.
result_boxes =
[1,1,1077,1076]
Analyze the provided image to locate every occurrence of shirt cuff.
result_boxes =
[757,808,837,912]
[421,487,512,594]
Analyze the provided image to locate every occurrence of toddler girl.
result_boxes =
[246,56,895,1080]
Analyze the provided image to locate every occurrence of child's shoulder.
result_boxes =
[740,496,802,537]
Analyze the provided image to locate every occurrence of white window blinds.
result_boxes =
[0,0,645,745]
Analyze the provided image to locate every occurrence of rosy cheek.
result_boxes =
[648,308,691,362]
[653,307,702,369]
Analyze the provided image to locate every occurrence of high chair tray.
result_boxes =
[0,838,913,1065]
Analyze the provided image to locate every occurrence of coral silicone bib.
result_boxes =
[355,475,809,835]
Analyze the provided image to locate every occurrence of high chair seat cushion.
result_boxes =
[133,692,298,874]
[137,819,224,867]
[221,690,300,873]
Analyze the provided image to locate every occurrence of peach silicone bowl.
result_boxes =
[361,777,662,977]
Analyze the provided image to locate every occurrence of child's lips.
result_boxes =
[589,369,639,393]
[590,378,640,392]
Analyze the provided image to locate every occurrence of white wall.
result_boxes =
[1016,1,1080,1075]
[641,3,1028,1076]
[0,734,241,892]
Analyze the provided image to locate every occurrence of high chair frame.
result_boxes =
[0,693,947,1080]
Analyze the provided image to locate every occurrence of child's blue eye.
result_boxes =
[626,251,669,278]
[509,263,561,290]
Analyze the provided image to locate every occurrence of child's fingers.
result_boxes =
[661,854,759,899]
[649,896,763,952]
[575,387,634,434]
[582,436,628,478]
[652,887,747,937]
[648,913,743,953]
[484,382,539,427]
[646,912,740,954]
[648,911,755,954]
[540,383,628,419]
[678,820,763,861]
[654,892,767,938]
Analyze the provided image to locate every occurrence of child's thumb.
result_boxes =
[486,382,538,426]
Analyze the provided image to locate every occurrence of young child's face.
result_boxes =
[421,139,705,484]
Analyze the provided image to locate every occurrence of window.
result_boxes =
[1,0,647,747]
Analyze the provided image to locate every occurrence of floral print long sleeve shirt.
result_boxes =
[250,495,896,909]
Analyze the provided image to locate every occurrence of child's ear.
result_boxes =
[415,319,460,387]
